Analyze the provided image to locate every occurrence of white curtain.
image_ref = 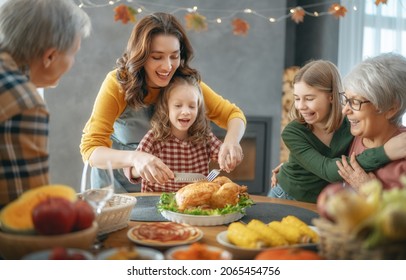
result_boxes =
[338,0,406,125]
[338,0,366,77]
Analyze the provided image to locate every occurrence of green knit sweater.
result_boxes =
[277,118,390,203]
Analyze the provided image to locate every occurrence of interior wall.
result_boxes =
[45,0,288,191]
[285,0,339,68]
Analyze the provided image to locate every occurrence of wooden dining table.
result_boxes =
[102,192,318,258]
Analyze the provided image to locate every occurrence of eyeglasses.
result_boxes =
[339,92,371,111]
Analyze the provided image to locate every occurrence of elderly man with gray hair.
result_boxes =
[0,0,91,208]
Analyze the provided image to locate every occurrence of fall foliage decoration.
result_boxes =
[232,18,250,36]
[76,1,392,36]
[328,3,348,19]
[114,4,137,24]
[184,12,208,32]
[375,0,388,5]
[290,7,305,24]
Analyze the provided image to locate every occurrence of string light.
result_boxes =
[79,0,391,34]
[77,0,121,8]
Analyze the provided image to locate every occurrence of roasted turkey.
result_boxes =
[175,176,248,211]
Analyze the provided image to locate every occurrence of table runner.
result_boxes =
[240,202,319,225]
[130,196,167,222]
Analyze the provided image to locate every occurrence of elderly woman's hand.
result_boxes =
[336,153,376,191]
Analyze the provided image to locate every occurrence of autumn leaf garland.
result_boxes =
[112,1,390,35]
[114,4,137,24]
[184,12,208,32]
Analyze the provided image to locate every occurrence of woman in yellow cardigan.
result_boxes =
[80,13,246,192]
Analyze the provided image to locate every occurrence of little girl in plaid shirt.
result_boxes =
[124,75,223,192]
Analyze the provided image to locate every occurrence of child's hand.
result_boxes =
[271,163,284,187]
[383,132,406,160]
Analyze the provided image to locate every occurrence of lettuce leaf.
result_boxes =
[157,192,254,216]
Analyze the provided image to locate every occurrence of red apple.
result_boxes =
[49,247,69,260]
[316,183,345,222]
[49,247,87,260]
[32,197,76,235]
[73,200,95,231]
[69,252,87,260]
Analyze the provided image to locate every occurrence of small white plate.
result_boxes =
[161,210,244,226]
[22,248,94,260]
[97,246,164,260]
[165,244,233,260]
[127,222,203,247]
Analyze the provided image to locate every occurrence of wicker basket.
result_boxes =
[96,194,137,235]
[313,218,406,260]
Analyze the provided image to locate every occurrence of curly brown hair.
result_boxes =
[116,12,200,109]
[150,75,212,145]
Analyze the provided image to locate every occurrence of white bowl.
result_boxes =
[97,246,164,260]
[216,231,263,259]
[160,210,244,226]
[165,244,233,260]
[22,248,94,260]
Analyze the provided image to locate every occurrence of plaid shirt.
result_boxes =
[0,52,49,207]
[124,129,222,192]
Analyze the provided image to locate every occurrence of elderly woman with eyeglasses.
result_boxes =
[336,53,406,190]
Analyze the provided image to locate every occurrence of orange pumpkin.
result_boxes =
[255,248,324,260]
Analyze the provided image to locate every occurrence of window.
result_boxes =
[363,1,406,58]
[338,0,406,125]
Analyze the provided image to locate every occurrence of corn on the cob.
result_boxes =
[268,221,305,244]
[281,215,319,243]
[247,219,288,247]
[227,222,265,249]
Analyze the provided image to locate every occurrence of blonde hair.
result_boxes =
[150,75,212,144]
[289,60,343,133]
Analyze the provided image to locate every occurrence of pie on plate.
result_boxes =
[127,222,203,247]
